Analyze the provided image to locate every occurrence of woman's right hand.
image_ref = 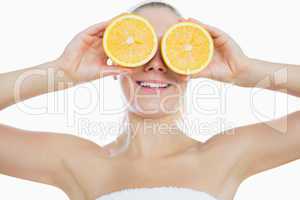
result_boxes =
[56,19,131,84]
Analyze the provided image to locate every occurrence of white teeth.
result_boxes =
[139,81,169,88]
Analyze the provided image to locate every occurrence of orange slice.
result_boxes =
[103,14,158,67]
[161,22,214,75]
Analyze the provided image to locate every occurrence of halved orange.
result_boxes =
[103,14,158,67]
[161,22,214,75]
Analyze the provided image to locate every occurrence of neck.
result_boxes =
[115,111,198,159]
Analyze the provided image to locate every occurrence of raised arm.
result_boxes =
[230,59,300,179]
[180,18,300,97]
[0,60,69,110]
[235,59,300,97]
[0,20,129,111]
[182,18,300,180]
[0,19,128,189]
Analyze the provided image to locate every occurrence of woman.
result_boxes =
[0,1,300,200]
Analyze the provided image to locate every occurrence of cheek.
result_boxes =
[172,73,191,82]
[120,76,134,101]
[169,80,188,96]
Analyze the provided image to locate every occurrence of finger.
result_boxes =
[176,74,191,82]
[105,58,134,73]
[85,12,129,36]
[177,18,188,22]
[185,18,226,39]
[83,20,111,36]
[99,66,123,78]
[101,65,134,77]
[116,66,135,75]
[191,67,212,79]
[186,18,231,48]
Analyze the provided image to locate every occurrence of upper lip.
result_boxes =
[137,80,168,84]
[135,80,173,88]
[136,80,171,84]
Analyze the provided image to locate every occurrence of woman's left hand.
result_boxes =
[179,18,251,84]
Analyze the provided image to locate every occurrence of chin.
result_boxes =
[128,100,182,119]
[132,111,169,119]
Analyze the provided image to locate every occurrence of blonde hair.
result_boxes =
[129,0,182,17]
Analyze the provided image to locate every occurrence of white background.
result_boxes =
[1,0,300,199]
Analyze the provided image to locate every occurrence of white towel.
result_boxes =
[96,186,218,200]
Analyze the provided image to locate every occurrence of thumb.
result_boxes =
[99,65,133,78]
[192,67,212,79]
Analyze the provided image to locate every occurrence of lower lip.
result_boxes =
[141,87,164,94]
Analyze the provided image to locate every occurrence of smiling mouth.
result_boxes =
[136,80,172,89]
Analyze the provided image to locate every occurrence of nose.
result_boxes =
[144,52,167,73]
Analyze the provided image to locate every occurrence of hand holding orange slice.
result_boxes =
[103,14,158,67]
[161,22,214,75]
[103,14,213,75]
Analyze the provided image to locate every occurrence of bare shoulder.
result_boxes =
[0,123,110,199]
[204,111,300,181]
[47,131,108,157]
[41,131,111,198]
[43,130,109,165]
[200,127,255,181]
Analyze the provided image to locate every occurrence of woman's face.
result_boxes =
[120,7,190,118]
